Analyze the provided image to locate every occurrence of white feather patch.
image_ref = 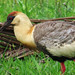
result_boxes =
[47,41,75,58]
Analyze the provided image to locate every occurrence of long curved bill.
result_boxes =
[0,20,12,32]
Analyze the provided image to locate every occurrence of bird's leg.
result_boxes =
[60,62,66,74]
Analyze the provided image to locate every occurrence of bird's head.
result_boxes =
[0,11,31,32]
[0,11,21,31]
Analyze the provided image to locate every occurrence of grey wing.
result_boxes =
[34,21,75,57]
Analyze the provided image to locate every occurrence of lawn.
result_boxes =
[0,0,75,75]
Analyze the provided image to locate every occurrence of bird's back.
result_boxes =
[33,21,75,61]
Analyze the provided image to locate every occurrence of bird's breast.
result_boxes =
[14,25,37,49]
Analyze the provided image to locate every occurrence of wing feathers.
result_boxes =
[33,21,75,57]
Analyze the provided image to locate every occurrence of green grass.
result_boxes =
[0,53,75,75]
[0,0,75,75]
[0,0,75,22]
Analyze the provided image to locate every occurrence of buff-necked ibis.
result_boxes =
[0,11,75,74]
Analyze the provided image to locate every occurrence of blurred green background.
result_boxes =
[0,0,75,22]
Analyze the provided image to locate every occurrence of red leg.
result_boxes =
[60,62,66,74]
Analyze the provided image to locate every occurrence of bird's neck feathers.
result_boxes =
[14,13,36,48]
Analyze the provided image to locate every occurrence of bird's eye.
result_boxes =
[10,17,13,20]
[7,16,15,21]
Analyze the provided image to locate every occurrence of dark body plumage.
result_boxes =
[33,21,75,62]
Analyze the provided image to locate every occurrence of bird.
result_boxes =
[0,11,75,74]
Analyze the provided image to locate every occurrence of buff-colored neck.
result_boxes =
[13,13,36,48]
